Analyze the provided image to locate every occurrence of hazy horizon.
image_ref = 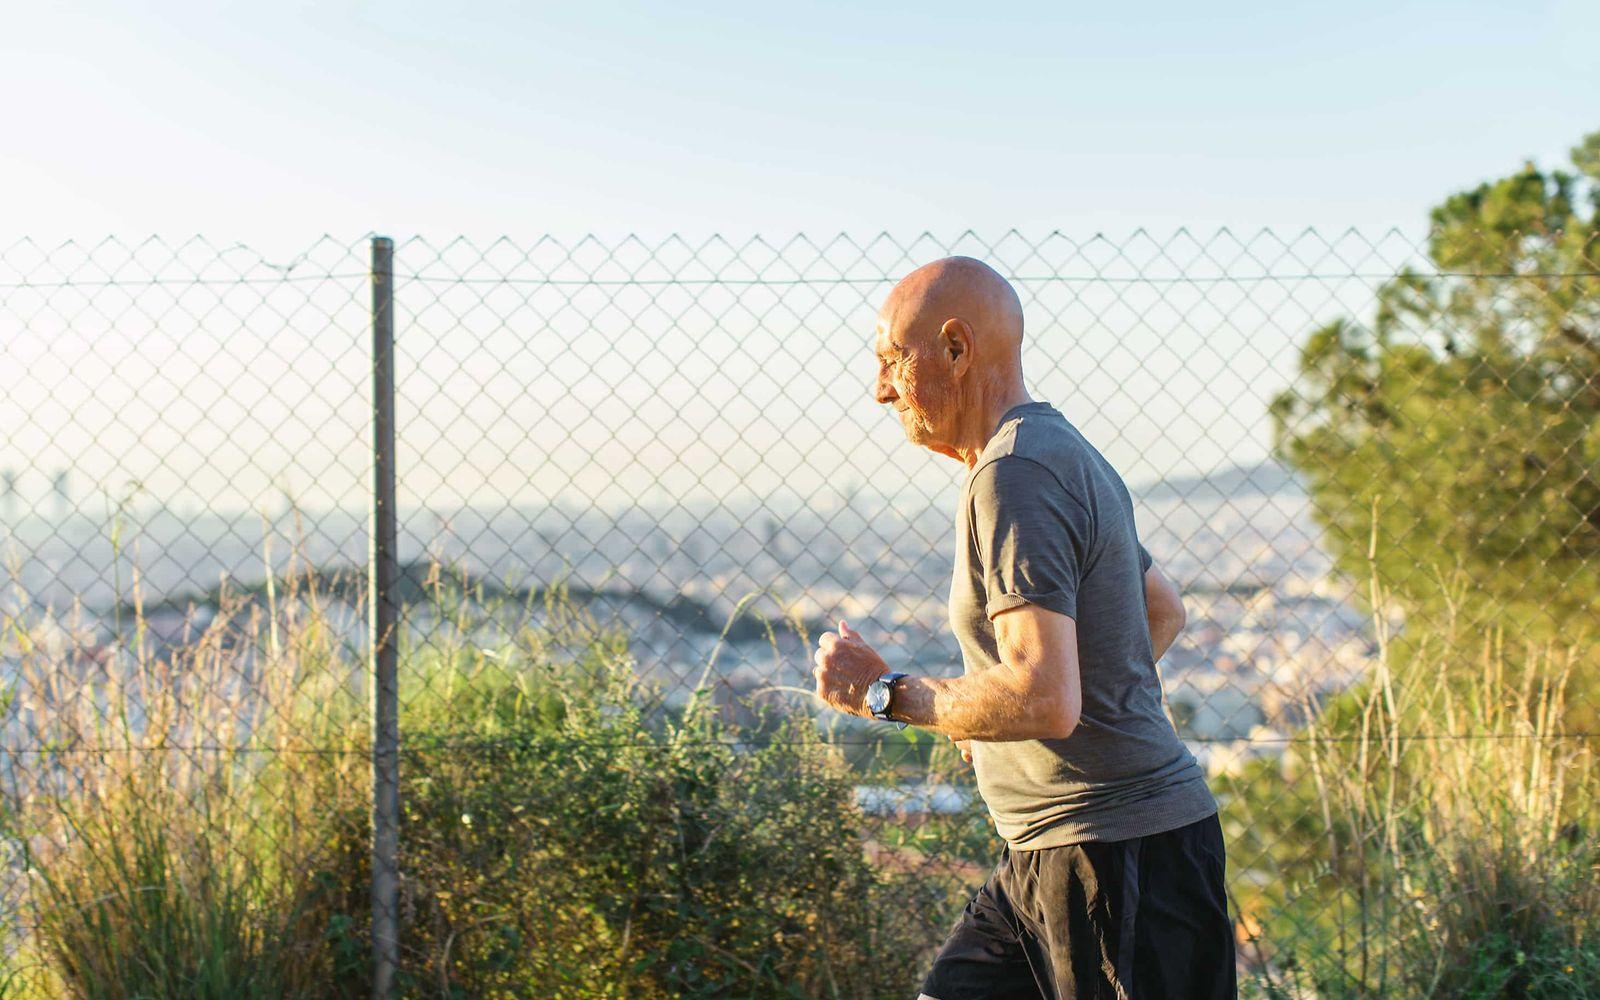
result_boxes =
[1,227,1411,525]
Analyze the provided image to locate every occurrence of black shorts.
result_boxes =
[919,812,1237,1000]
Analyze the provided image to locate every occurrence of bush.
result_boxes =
[358,589,968,997]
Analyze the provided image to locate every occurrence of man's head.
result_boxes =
[873,256,1026,459]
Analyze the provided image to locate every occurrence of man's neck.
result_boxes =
[954,385,1034,468]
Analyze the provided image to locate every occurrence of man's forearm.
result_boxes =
[889,669,1075,743]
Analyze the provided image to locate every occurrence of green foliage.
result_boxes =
[1257,139,1600,992]
[321,592,970,998]
[1269,128,1600,728]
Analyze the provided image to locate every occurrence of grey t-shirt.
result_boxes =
[951,400,1217,849]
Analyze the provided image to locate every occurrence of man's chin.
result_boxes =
[904,424,939,450]
[903,426,962,461]
[896,411,946,451]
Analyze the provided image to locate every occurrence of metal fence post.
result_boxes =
[369,235,400,999]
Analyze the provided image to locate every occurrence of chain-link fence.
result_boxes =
[1,230,1596,997]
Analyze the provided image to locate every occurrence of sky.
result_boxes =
[3,0,1597,261]
[2,1,1598,523]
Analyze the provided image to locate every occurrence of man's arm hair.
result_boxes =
[1144,560,1186,661]
[888,603,1080,743]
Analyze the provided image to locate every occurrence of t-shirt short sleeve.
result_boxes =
[969,456,1092,621]
[1138,542,1152,574]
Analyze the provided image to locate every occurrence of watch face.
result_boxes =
[867,681,889,715]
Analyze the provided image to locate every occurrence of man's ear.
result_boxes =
[940,318,973,377]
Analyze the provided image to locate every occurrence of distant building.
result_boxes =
[51,468,71,516]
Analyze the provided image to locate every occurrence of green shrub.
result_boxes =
[362,593,968,997]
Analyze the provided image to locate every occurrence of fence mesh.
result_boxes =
[1,229,1596,997]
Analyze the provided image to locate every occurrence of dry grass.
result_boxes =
[1243,508,1600,999]
[0,528,371,998]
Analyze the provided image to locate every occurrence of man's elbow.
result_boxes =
[1156,591,1187,635]
[1033,695,1080,741]
[1047,705,1081,740]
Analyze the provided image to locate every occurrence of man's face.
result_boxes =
[873,316,955,450]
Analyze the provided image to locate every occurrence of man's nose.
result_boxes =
[873,372,897,406]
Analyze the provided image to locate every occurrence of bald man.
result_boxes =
[812,257,1237,999]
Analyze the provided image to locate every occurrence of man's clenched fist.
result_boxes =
[812,620,891,717]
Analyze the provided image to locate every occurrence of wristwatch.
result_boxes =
[866,672,908,730]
